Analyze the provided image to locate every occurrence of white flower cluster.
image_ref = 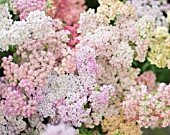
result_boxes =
[137,15,155,39]
[0,4,13,30]
[37,74,82,118]
[79,25,134,68]
[127,0,168,27]
[0,108,26,135]
[26,10,55,40]
[37,72,97,118]
[0,8,55,51]
[0,4,13,50]
[78,9,107,35]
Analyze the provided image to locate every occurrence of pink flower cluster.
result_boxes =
[1,0,170,134]
[59,46,76,74]
[1,79,43,117]
[2,51,56,87]
[55,93,91,127]
[54,82,116,127]
[46,0,87,25]
[13,0,47,20]
[76,45,98,75]
[122,84,170,128]
[11,0,86,25]
[89,85,116,111]
[64,24,80,47]
[136,71,156,90]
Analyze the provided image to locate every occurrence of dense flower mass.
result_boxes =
[46,0,87,25]
[127,0,170,27]
[0,4,13,51]
[10,0,86,25]
[136,71,156,90]
[148,27,170,69]
[122,84,170,128]
[0,9,56,51]
[0,109,27,135]
[0,0,170,135]
[98,0,135,23]
[102,115,142,135]
[12,0,47,20]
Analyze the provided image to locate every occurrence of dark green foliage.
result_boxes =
[78,125,104,135]
[133,60,170,83]
[85,0,99,10]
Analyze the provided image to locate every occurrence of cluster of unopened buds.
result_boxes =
[0,0,170,135]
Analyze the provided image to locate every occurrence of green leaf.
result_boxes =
[116,131,121,135]
[110,20,115,26]
[110,14,119,26]
[78,126,96,135]
[9,45,17,53]
[120,0,126,3]
[151,91,158,95]
[44,44,49,51]
[12,55,19,63]
[31,128,35,135]
[142,61,150,72]
[94,86,100,91]
[0,0,8,4]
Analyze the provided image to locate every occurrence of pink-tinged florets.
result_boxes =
[46,0,87,25]
[1,79,43,117]
[123,84,170,128]
[136,71,156,90]
[14,0,47,20]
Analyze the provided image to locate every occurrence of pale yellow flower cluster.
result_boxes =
[153,26,169,38]
[101,116,142,135]
[148,27,170,68]
[97,0,135,23]
[148,10,170,69]
[167,10,170,24]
